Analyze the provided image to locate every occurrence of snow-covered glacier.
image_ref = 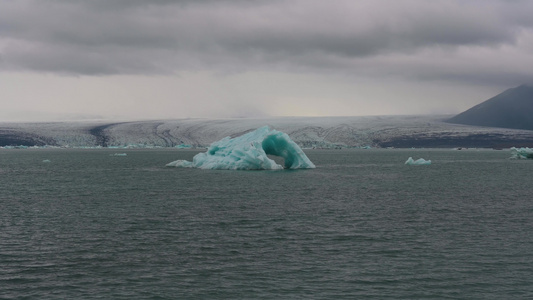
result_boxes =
[4,115,533,149]
[166,126,315,170]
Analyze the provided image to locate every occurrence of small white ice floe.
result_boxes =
[42,159,51,163]
[111,153,127,156]
[405,157,431,165]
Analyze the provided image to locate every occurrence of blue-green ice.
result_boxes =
[166,126,315,170]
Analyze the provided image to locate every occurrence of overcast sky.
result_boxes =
[1,0,533,121]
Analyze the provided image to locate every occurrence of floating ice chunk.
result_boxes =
[509,147,533,159]
[42,159,51,163]
[405,157,431,165]
[166,126,315,170]
[165,160,194,168]
[175,144,192,149]
[111,153,127,156]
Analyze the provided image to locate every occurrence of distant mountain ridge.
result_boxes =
[447,84,533,130]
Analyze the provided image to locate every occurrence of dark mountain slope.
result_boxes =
[447,85,533,130]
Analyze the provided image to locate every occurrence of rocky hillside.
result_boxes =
[447,84,533,130]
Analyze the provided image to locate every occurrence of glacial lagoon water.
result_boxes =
[1,148,532,299]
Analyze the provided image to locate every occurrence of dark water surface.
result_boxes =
[1,149,532,299]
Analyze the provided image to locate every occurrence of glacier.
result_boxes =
[166,126,315,170]
[405,157,432,165]
[4,115,533,149]
[509,147,533,159]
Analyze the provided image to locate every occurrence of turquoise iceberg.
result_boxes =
[405,157,431,165]
[166,126,315,170]
[509,147,533,159]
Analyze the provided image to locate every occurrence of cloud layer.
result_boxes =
[2,0,533,121]
[2,0,533,85]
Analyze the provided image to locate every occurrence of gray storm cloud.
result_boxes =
[1,0,533,86]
